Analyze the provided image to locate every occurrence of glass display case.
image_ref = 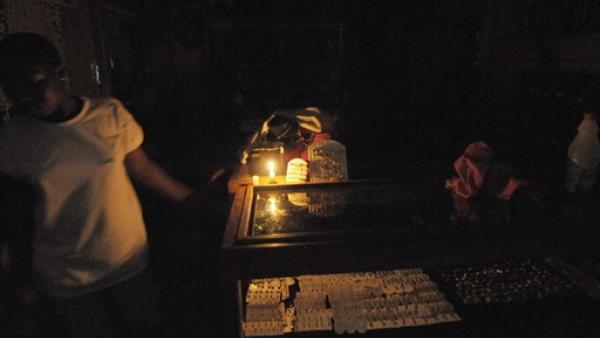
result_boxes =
[246,181,451,237]
[221,180,600,338]
[227,179,581,259]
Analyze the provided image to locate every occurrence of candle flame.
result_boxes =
[267,161,276,177]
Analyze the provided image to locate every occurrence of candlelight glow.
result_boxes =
[268,197,278,215]
[267,160,276,178]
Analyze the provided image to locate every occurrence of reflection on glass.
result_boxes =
[251,185,450,236]
[287,192,308,207]
[253,192,293,234]
[307,190,347,217]
[268,196,279,216]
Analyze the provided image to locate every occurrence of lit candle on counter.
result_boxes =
[267,160,276,183]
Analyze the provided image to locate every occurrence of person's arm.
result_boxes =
[124,146,194,202]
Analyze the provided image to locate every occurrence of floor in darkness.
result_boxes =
[1,189,231,338]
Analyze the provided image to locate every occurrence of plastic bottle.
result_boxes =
[565,113,600,192]
[307,140,348,183]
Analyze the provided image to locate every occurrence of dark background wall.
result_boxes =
[125,0,600,184]
[4,0,600,183]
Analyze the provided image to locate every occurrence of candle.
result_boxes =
[267,161,276,183]
[268,161,276,178]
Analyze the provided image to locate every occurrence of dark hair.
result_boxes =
[0,32,62,85]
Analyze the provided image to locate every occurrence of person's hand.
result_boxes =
[177,168,231,214]
[177,189,208,213]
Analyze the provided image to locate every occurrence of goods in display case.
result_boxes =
[242,268,460,337]
[222,179,600,337]
[439,259,580,305]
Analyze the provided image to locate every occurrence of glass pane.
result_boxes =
[251,183,450,236]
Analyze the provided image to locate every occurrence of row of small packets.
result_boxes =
[242,269,461,336]
[440,259,579,305]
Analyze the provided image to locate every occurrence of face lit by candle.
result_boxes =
[267,161,276,178]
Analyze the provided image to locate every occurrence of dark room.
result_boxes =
[1,1,600,337]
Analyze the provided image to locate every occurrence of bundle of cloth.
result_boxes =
[241,107,336,165]
[446,141,524,201]
[446,141,544,223]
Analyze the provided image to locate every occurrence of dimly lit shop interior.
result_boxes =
[1,1,600,337]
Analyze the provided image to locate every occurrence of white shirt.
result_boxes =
[0,97,148,297]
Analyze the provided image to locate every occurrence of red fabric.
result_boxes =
[496,178,523,201]
[313,132,332,143]
[448,141,524,201]
[283,141,307,164]
[283,132,332,164]
[449,141,494,199]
